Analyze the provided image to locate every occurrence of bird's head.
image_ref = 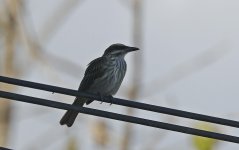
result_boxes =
[103,43,139,58]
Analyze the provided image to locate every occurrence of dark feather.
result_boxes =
[79,56,107,91]
[60,97,86,127]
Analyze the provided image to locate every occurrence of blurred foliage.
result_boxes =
[90,120,109,147]
[192,122,218,150]
[0,0,24,147]
[66,137,78,150]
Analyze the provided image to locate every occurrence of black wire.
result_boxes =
[0,90,239,144]
[0,75,239,128]
[0,147,13,150]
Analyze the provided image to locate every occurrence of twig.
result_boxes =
[15,0,85,78]
[39,0,83,43]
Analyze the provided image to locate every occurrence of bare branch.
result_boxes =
[0,0,21,146]
[15,0,85,78]
[39,0,84,43]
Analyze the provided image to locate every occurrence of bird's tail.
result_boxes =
[60,98,85,127]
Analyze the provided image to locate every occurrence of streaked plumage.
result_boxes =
[60,43,139,127]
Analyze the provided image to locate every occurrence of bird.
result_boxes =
[60,43,139,127]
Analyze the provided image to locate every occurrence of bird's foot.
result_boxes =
[97,93,113,105]
[97,93,104,104]
[107,95,114,105]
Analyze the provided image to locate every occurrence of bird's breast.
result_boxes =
[90,58,127,95]
[107,58,127,93]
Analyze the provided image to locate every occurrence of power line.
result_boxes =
[0,75,239,128]
[0,90,239,144]
[0,147,12,150]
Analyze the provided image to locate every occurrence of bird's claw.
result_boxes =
[107,95,114,105]
[97,93,113,105]
[98,93,104,104]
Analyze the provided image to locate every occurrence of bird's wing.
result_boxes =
[78,57,107,91]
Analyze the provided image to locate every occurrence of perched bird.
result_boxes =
[60,43,139,127]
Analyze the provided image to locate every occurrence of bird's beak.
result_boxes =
[126,46,139,52]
